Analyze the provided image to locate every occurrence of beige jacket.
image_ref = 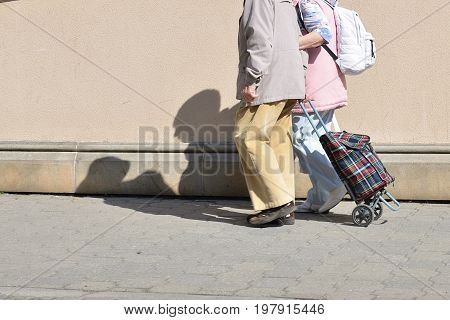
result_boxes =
[237,0,306,106]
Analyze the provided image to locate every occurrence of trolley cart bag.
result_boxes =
[320,131,394,203]
[298,100,400,226]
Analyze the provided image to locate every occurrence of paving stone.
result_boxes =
[7,287,87,300]
[83,291,239,300]
[235,287,287,298]
[216,270,264,284]
[371,287,428,300]
[426,284,449,298]
[113,277,167,290]
[64,281,117,291]
[420,287,447,300]
[335,279,384,292]
[284,281,338,300]
[250,277,294,289]
[148,284,203,295]
[186,265,230,275]
[383,276,430,290]
[401,259,446,270]
[430,274,450,286]
[332,289,378,300]
[198,279,250,294]
[398,267,440,281]
[0,286,18,298]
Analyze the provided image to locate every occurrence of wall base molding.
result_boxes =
[0,142,449,200]
[1,141,450,154]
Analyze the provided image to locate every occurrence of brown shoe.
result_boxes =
[278,212,295,225]
[247,202,296,225]
[246,212,295,227]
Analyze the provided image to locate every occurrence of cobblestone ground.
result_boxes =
[0,194,448,300]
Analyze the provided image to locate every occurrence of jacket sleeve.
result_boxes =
[242,0,275,85]
[299,0,332,44]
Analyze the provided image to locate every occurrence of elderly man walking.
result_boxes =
[235,0,306,226]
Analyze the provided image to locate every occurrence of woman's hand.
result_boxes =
[299,31,326,50]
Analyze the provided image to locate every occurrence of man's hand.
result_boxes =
[241,84,258,104]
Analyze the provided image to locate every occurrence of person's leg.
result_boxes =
[292,109,346,213]
[267,100,296,223]
[234,100,295,212]
[269,100,296,200]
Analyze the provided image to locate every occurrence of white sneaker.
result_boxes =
[295,201,320,214]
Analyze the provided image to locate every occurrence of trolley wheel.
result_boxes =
[373,203,384,221]
[352,204,373,227]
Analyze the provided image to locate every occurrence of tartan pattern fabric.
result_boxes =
[319,131,395,202]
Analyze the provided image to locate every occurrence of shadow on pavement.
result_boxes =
[296,212,352,224]
[296,211,389,227]
[103,196,256,227]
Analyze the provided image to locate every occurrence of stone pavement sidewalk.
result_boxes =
[0,193,448,300]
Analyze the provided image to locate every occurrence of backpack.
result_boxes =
[296,0,377,75]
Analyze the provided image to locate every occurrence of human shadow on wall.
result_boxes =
[76,157,176,196]
[171,89,244,196]
[173,89,238,144]
[76,90,253,226]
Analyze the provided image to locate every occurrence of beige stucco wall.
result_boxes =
[1,0,449,145]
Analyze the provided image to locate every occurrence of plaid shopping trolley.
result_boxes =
[299,100,400,227]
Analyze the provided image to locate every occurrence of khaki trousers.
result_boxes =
[234,100,296,211]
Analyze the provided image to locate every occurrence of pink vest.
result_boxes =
[293,0,347,113]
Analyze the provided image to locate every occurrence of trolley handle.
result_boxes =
[380,191,401,212]
[298,100,333,139]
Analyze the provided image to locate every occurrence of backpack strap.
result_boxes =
[322,45,338,61]
[294,3,307,30]
[321,0,335,9]
[295,3,338,61]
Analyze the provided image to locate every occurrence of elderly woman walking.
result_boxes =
[292,0,347,215]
